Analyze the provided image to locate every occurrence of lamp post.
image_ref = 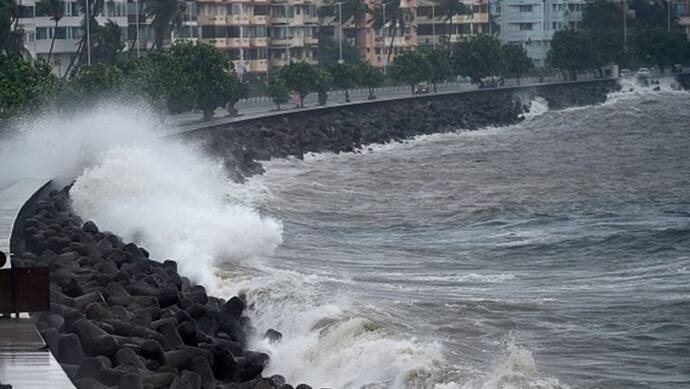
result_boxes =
[86,0,91,66]
[338,0,344,63]
[623,0,628,51]
[432,0,435,48]
[667,0,671,32]
[382,0,387,73]
[239,2,245,81]
[135,0,140,57]
[285,1,290,64]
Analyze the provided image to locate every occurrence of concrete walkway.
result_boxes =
[0,178,74,388]
[0,318,73,388]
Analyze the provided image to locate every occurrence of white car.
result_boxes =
[620,69,632,78]
[636,68,651,78]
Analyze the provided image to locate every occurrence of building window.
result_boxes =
[36,27,48,40]
[519,23,533,31]
[254,5,270,15]
[518,5,533,12]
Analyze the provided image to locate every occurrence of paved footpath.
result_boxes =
[0,178,74,388]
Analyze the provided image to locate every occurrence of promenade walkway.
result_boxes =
[0,178,74,388]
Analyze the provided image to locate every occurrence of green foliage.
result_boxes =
[0,0,25,57]
[145,0,185,49]
[502,44,533,83]
[582,0,622,32]
[0,56,57,119]
[36,0,65,61]
[267,77,290,109]
[167,41,238,119]
[419,47,451,92]
[633,29,690,72]
[355,62,384,99]
[546,29,597,75]
[317,36,362,67]
[389,50,431,93]
[328,62,357,101]
[68,63,124,100]
[280,61,318,107]
[224,76,249,114]
[92,20,125,65]
[451,34,504,82]
[316,69,333,105]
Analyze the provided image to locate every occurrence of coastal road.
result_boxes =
[172,74,578,129]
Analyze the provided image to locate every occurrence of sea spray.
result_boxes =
[1,102,283,291]
[70,143,283,289]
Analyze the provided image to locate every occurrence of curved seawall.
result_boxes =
[173,79,620,179]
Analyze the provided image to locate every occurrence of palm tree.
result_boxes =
[36,0,64,61]
[434,0,472,47]
[0,0,27,57]
[373,0,414,65]
[336,0,371,51]
[144,0,185,50]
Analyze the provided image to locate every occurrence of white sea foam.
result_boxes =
[2,103,282,291]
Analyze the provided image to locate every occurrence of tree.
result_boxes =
[451,34,504,84]
[92,20,125,64]
[0,0,26,57]
[502,43,532,84]
[224,76,249,116]
[316,69,333,106]
[316,36,362,67]
[355,61,384,99]
[167,42,237,119]
[420,47,451,92]
[328,62,357,102]
[434,0,472,47]
[633,29,690,72]
[36,0,64,62]
[280,61,318,107]
[267,77,290,110]
[582,0,623,32]
[145,0,185,50]
[69,63,123,97]
[546,29,596,79]
[0,55,56,119]
[321,0,371,53]
[389,50,431,94]
[372,0,415,65]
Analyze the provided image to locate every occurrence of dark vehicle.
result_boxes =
[479,76,504,89]
[413,82,430,95]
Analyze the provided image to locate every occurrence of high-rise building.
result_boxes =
[676,0,690,39]
[490,0,585,66]
[416,0,489,48]
[196,0,319,77]
[16,0,129,77]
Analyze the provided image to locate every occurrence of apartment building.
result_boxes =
[16,0,129,76]
[416,0,489,47]
[320,0,419,69]
[490,0,585,66]
[677,0,690,39]
[196,0,318,77]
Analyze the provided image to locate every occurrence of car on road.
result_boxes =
[636,68,651,78]
[479,76,504,89]
[620,69,632,78]
[413,82,430,95]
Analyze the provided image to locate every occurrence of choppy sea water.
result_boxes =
[10,83,686,389]
[225,86,690,389]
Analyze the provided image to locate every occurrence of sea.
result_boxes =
[4,79,688,389]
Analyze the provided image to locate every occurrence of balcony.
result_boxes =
[252,15,269,24]
[227,37,251,48]
[227,15,251,25]
[198,15,226,25]
[247,59,269,73]
[250,37,269,46]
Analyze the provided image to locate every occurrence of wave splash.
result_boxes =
[2,103,283,291]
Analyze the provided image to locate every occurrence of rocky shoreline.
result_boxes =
[177,80,620,180]
[16,187,304,389]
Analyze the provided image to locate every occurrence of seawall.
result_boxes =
[174,79,620,180]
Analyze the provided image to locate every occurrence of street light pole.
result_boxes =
[432,1,436,48]
[135,0,140,58]
[623,0,628,51]
[239,2,245,81]
[667,0,671,33]
[86,0,91,66]
[338,1,343,63]
[285,1,291,64]
[382,1,387,73]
